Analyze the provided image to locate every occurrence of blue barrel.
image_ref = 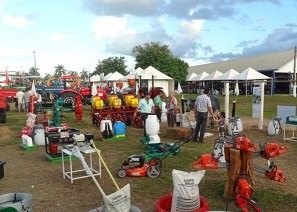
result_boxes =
[113,121,126,138]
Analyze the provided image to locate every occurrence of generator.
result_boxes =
[45,128,80,158]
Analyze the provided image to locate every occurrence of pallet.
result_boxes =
[45,154,77,164]
[20,143,38,152]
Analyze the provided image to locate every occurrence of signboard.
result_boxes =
[277,106,296,123]
[252,87,261,118]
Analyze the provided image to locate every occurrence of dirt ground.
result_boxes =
[0,116,297,211]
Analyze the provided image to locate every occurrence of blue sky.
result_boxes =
[1,0,297,76]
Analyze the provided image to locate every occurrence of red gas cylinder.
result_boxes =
[155,194,209,212]
[50,143,58,154]
[29,95,36,113]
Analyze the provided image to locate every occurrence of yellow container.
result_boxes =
[112,98,122,109]
[92,96,100,107]
[129,97,139,107]
[93,97,104,109]
[124,94,134,106]
[108,95,118,106]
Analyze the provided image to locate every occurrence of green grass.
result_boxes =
[2,99,297,211]
[180,94,297,119]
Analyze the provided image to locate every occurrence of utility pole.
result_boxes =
[33,51,37,75]
[293,46,296,97]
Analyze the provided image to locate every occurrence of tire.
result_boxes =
[61,93,76,106]
[117,169,127,178]
[147,165,161,178]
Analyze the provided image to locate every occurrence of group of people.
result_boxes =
[134,89,181,136]
[134,86,226,142]
[15,88,33,114]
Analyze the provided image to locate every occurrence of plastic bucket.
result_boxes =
[112,98,122,109]
[146,115,160,135]
[113,121,126,136]
[34,125,45,145]
[155,194,209,212]
[129,97,139,107]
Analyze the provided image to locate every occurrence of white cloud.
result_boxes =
[179,19,204,39]
[92,16,135,39]
[2,15,30,28]
[50,32,66,41]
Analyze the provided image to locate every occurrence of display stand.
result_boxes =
[283,123,297,141]
[62,147,101,183]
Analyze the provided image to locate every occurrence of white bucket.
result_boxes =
[100,119,113,133]
[268,118,281,135]
[34,126,45,145]
[146,115,160,144]
[22,134,33,147]
[146,115,159,135]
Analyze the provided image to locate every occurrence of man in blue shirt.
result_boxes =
[134,91,154,136]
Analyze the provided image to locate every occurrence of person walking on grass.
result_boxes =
[193,87,215,143]
[23,88,31,114]
[15,89,24,112]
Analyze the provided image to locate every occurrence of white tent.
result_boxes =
[135,67,145,74]
[90,74,101,82]
[104,73,112,81]
[138,66,174,96]
[217,69,239,81]
[186,72,198,81]
[231,67,271,80]
[203,70,223,81]
[105,71,125,81]
[191,72,209,81]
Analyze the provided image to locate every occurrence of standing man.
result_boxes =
[167,92,178,127]
[23,88,31,114]
[134,91,154,137]
[154,89,166,121]
[15,89,24,112]
[193,87,215,143]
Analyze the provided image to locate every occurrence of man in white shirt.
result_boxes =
[15,89,24,112]
[193,87,214,143]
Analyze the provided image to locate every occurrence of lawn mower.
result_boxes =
[117,129,194,179]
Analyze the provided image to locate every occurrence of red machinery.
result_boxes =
[74,95,83,122]
[0,95,7,123]
[0,88,17,103]
[193,135,288,211]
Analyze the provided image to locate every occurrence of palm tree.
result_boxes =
[67,70,78,76]
[28,67,40,76]
[54,64,66,77]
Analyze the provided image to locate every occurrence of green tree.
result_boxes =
[132,42,188,82]
[67,70,78,75]
[80,69,89,82]
[54,64,66,77]
[28,67,40,76]
[43,73,52,81]
[92,56,128,76]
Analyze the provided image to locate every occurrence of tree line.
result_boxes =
[20,41,189,83]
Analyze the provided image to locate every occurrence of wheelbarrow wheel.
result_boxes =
[149,158,162,168]
[117,168,127,178]
[147,165,161,178]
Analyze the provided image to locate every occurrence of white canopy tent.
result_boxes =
[90,74,101,82]
[191,72,209,81]
[105,71,125,81]
[217,69,240,81]
[231,67,270,81]
[186,72,198,81]
[203,70,223,81]
[138,66,174,96]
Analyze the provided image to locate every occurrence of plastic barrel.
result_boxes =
[155,194,209,212]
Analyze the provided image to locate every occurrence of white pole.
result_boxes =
[258,81,265,130]
[225,82,229,121]
[293,84,296,97]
